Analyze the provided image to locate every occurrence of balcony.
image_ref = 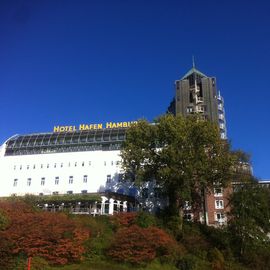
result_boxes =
[196,106,204,113]
[218,104,223,111]
[218,114,224,121]
[219,123,225,130]
[196,97,203,103]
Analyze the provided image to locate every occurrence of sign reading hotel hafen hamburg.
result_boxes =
[53,121,137,132]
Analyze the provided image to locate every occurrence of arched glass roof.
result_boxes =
[4,128,127,156]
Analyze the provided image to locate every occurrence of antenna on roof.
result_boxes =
[192,55,195,68]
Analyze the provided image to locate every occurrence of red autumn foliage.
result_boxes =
[107,224,179,265]
[110,212,137,228]
[0,201,90,265]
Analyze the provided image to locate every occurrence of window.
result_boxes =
[60,163,63,168]
[106,174,111,184]
[82,162,84,167]
[81,190,87,194]
[187,107,193,113]
[14,165,16,170]
[67,190,73,194]
[27,165,30,170]
[74,162,77,167]
[184,213,193,221]
[54,163,57,168]
[104,161,106,166]
[215,200,224,209]
[41,164,43,169]
[214,188,223,197]
[89,161,91,166]
[20,165,22,170]
[47,164,49,168]
[183,201,191,210]
[41,177,45,186]
[33,164,36,169]
[53,191,59,195]
[27,178,31,186]
[13,179,18,187]
[55,177,59,185]
[83,175,88,183]
[111,161,113,166]
[215,212,225,221]
[69,176,73,184]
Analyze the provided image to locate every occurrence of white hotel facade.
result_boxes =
[0,126,155,215]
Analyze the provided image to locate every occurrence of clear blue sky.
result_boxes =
[0,0,269,179]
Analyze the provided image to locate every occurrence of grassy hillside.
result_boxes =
[0,200,269,270]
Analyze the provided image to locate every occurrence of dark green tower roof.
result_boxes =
[181,67,207,80]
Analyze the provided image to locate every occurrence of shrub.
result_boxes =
[110,212,137,229]
[108,225,181,265]
[0,201,90,265]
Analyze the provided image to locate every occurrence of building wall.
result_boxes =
[173,68,227,139]
[0,148,135,197]
[205,185,232,226]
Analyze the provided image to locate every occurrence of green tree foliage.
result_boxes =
[121,114,234,220]
[228,182,270,268]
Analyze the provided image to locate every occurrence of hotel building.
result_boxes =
[0,65,231,225]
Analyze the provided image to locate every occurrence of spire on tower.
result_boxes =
[192,55,195,68]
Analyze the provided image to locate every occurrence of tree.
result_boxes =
[121,114,234,225]
[228,181,270,268]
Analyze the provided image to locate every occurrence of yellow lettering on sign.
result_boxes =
[53,126,60,132]
[54,121,137,132]
[106,122,112,128]
[79,124,85,130]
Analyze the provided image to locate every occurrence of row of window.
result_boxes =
[13,160,121,170]
[13,173,124,187]
[13,175,89,187]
